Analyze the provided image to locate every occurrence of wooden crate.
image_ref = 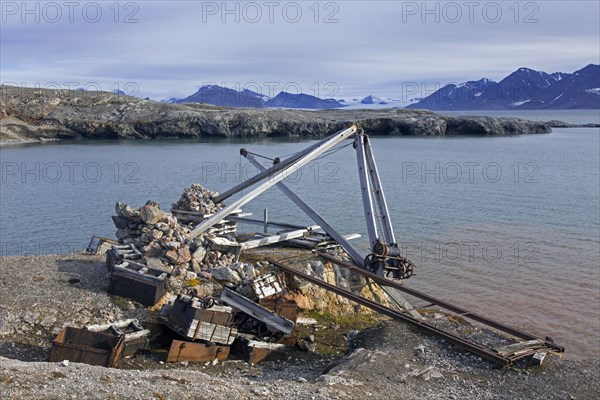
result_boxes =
[109,262,169,306]
[49,327,125,367]
[167,340,230,363]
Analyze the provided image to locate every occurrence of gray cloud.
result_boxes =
[1,1,598,100]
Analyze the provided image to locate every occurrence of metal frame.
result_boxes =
[187,125,358,239]
[244,153,365,266]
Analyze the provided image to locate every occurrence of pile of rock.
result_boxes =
[171,184,222,214]
[110,185,388,315]
[113,201,201,276]
[111,186,257,297]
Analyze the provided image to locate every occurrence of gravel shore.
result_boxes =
[0,254,598,399]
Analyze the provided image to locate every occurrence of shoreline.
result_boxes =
[2,122,599,146]
[0,253,598,399]
[0,86,559,142]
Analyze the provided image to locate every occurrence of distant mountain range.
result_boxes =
[168,64,599,110]
[172,85,343,109]
[407,64,600,110]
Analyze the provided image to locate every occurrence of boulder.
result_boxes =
[115,202,140,219]
[210,267,242,284]
[139,204,168,224]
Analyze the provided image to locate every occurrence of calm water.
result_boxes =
[1,111,598,359]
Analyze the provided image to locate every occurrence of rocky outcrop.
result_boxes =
[0,86,552,143]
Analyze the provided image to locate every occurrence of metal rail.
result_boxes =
[319,252,564,353]
[271,259,563,366]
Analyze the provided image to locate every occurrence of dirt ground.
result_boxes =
[0,253,598,399]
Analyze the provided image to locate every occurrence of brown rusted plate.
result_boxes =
[49,327,125,368]
[259,297,298,322]
[166,340,230,363]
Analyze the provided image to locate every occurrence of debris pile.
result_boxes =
[113,201,189,258]
[53,183,387,369]
[171,183,222,214]
[113,200,204,279]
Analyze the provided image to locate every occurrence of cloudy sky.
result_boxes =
[1,1,599,101]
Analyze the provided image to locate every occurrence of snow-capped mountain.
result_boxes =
[360,95,387,105]
[265,92,343,109]
[173,85,343,109]
[407,64,600,110]
[167,64,598,110]
[175,85,268,108]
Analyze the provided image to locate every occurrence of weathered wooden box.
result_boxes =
[109,261,169,306]
[49,327,125,368]
[259,297,299,323]
[168,295,233,327]
[167,340,230,363]
[162,296,237,345]
[232,334,286,364]
[86,319,150,358]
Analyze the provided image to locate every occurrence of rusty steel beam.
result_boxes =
[319,252,564,354]
[271,260,562,366]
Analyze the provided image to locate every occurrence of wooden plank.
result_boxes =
[240,227,319,250]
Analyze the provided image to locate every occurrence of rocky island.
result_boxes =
[0,86,553,143]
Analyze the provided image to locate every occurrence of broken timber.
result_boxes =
[105,244,142,272]
[86,235,118,255]
[270,259,564,366]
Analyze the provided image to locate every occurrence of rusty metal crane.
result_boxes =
[187,125,415,280]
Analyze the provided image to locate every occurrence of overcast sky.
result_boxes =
[1,0,599,100]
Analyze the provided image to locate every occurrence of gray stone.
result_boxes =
[192,245,207,263]
[39,315,57,328]
[146,257,172,273]
[139,204,167,224]
[150,229,163,240]
[115,202,140,219]
[210,267,241,284]
[191,283,213,298]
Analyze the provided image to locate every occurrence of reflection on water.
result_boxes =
[1,124,598,359]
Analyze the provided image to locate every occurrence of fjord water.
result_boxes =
[1,111,598,359]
